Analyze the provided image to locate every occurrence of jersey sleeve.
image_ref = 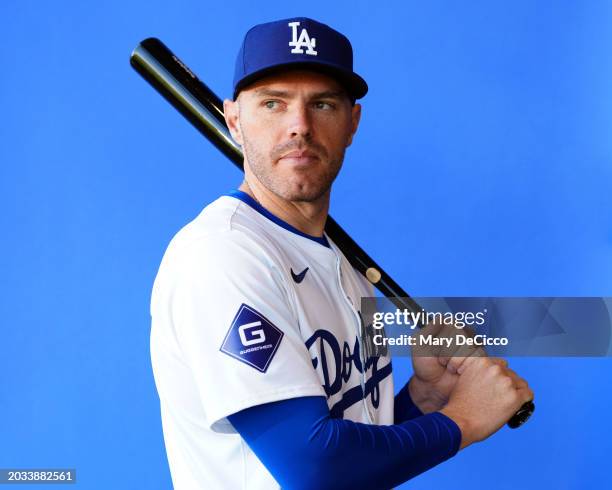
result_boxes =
[228,396,461,489]
[168,229,326,433]
[394,380,425,424]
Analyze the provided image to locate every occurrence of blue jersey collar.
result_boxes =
[226,190,330,248]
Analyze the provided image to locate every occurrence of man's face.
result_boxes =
[224,69,361,203]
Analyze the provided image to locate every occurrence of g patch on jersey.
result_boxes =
[220,304,284,373]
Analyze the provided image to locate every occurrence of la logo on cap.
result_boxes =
[288,21,317,56]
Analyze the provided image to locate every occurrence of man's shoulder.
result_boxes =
[161,195,280,268]
[175,195,239,243]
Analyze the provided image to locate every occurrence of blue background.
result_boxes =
[1,1,611,488]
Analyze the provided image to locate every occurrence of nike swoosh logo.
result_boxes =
[291,267,309,284]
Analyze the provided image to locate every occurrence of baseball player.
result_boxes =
[150,17,533,489]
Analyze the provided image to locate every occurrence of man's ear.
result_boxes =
[346,103,362,147]
[223,98,243,146]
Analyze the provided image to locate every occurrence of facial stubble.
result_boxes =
[239,117,346,203]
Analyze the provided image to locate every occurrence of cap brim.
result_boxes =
[233,61,368,101]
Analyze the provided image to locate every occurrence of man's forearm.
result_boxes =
[229,395,461,490]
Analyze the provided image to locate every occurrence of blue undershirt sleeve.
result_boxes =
[394,380,424,424]
[228,396,461,490]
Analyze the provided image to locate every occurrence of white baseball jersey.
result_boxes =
[150,190,395,489]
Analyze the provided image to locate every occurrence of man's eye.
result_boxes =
[314,101,334,110]
[264,100,280,109]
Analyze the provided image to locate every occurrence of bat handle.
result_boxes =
[507,400,535,429]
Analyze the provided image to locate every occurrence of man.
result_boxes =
[150,17,533,489]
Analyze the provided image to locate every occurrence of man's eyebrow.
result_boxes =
[253,88,291,98]
[252,88,348,99]
[310,90,348,100]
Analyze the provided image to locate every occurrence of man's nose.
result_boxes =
[286,104,312,139]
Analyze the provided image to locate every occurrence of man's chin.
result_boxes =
[276,183,330,203]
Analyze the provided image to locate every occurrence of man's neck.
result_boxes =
[238,180,329,237]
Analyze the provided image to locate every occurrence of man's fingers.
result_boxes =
[504,368,530,391]
[489,358,508,369]
[452,347,488,375]
[445,345,483,373]
[498,366,534,404]
[412,320,445,356]
[515,383,535,405]
[435,323,471,359]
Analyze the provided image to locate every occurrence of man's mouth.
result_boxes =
[279,149,319,165]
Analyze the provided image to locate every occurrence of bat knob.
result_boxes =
[507,400,535,429]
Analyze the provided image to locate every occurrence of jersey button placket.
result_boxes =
[334,252,373,423]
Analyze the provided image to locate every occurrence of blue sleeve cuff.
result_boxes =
[427,411,463,457]
[394,379,424,423]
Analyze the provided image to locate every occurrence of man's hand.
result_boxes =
[408,320,486,413]
[439,356,534,449]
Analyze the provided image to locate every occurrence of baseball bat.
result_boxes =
[130,37,534,429]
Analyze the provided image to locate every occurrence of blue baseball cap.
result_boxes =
[233,17,368,101]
